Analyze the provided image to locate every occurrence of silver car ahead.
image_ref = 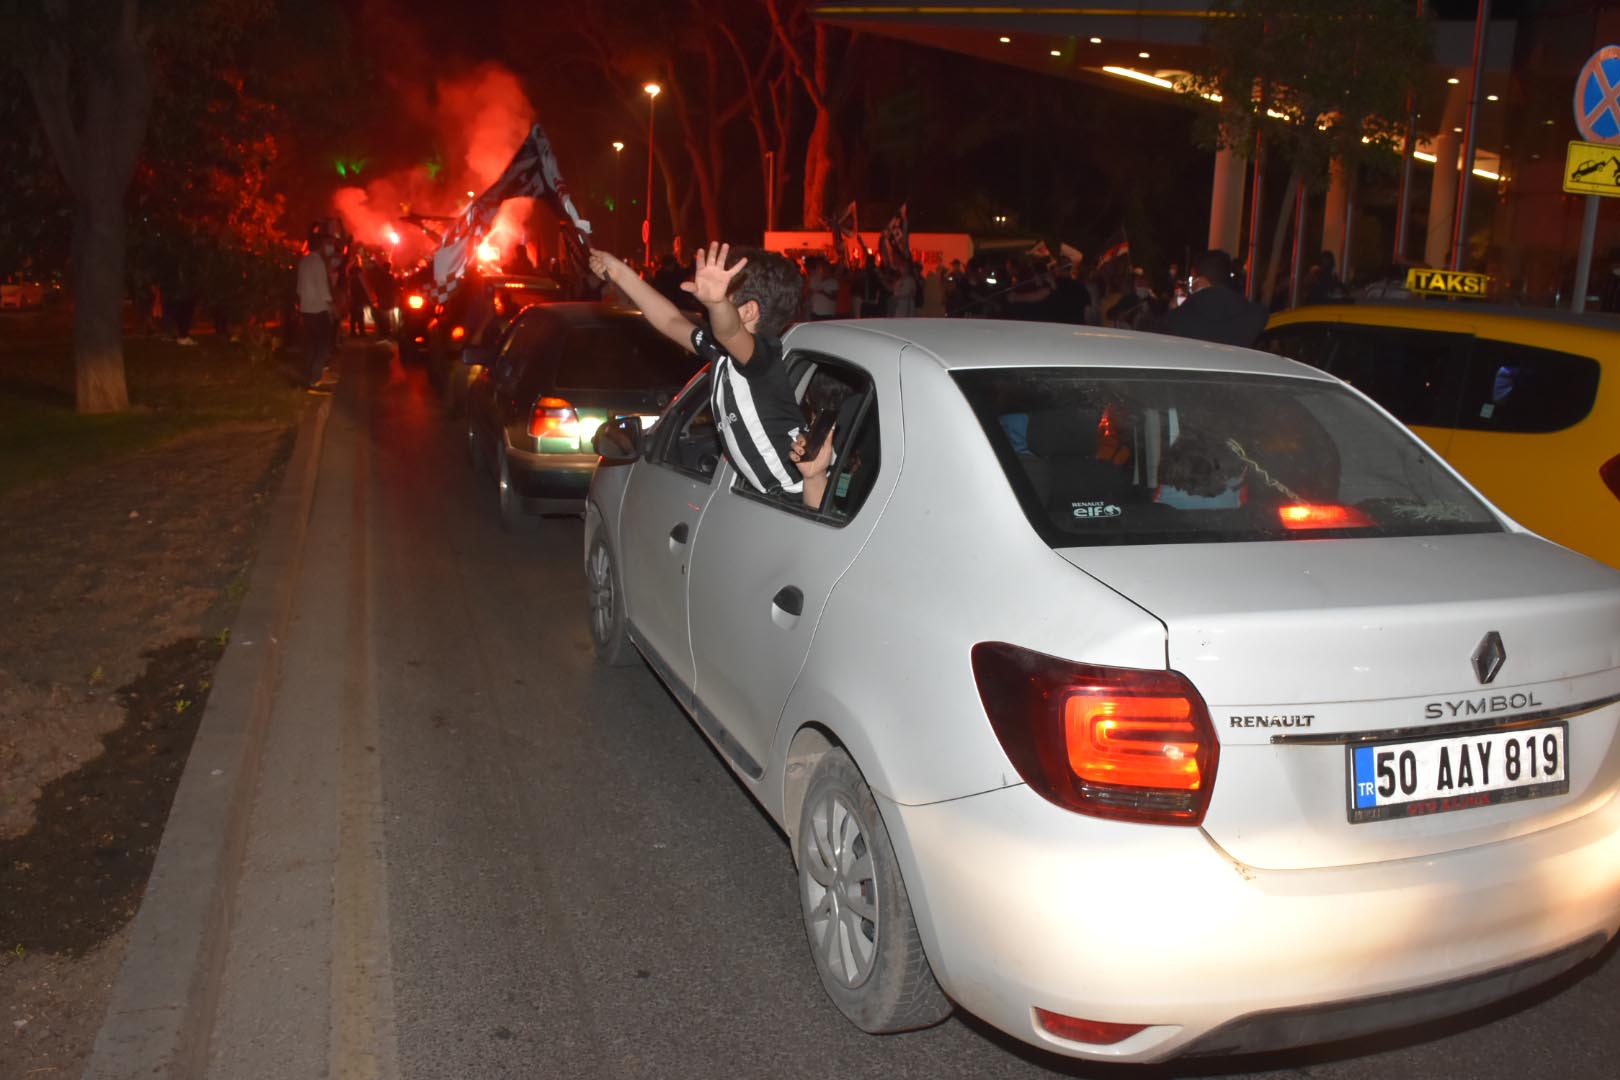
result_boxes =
[583,318,1620,1063]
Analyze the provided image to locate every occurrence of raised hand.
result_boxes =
[681,242,749,306]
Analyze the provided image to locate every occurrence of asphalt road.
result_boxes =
[207,347,1620,1079]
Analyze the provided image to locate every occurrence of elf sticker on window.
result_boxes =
[1071,501,1122,519]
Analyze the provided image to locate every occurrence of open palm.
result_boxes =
[682,242,748,304]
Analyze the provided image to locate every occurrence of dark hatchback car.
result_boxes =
[465,302,703,530]
[429,272,564,413]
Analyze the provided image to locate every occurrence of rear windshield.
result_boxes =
[954,368,1502,547]
[555,319,701,391]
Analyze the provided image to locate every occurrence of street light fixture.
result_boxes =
[612,140,625,251]
[643,82,661,268]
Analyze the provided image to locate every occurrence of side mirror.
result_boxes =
[592,415,644,464]
[461,343,495,367]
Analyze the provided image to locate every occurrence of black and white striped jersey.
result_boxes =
[693,326,804,495]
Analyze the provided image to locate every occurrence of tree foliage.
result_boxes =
[0,0,277,412]
[129,67,290,329]
[1187,0,1433,188]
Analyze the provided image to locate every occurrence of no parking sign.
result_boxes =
[1576,45,1620,144]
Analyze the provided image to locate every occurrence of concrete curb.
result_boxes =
[83,392,334,1080]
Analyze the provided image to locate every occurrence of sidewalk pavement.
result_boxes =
[84,351,399,1079]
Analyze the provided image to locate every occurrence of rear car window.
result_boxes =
[1454,339,1600,434]
[955,368,1501,547]
[1323,325,1467,427]
[555,320,700,390]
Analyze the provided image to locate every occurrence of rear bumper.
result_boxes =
[880,783,1620,1063]
[508,447,596,513]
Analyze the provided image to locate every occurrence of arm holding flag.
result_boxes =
[590,249,698,353]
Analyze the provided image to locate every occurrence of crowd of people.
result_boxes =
[289,211,1353,392]
[588,240,1286,351]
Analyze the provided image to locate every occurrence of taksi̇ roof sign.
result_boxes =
[1405,268,1491,297]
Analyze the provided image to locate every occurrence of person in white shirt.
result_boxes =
[296,237,335,388]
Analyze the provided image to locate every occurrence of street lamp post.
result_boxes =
[643,82,661,269]
[611,141,624,252]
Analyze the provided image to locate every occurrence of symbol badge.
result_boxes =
[1472,632,1506,685]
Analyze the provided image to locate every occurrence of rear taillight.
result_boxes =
[1601,455,1620,500]
[450,325,465,341]
[1034,1009,1148,1046]
[406,294,425,310]
[528,396,578,439]
[1276,502,1372,531]
[971,642,1218,826]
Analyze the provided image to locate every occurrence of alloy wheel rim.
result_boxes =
[803,790,879,987]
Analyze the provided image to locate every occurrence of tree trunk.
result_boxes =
[801,109,832,230]
[22,1,151,413]
[1261,170,1302,311]
[73,175,132,413]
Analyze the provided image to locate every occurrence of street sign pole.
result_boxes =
[1573,194,1600,313]
[1571,45,1620,311]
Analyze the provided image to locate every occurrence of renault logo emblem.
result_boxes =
[1472,632,1506,685]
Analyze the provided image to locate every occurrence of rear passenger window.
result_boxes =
[1326,326,1467,428]
[1257,323,1334,371]
[738,352,882,522]
[1454,340,1600,434]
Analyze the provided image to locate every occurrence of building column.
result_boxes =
[1424,82,1470,269]
[1208,145,1247,257]
[1321,159,1349,268]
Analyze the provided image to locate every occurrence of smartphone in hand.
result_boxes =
[798,410,837,461]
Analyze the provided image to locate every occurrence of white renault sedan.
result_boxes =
[582,319,1620,1063]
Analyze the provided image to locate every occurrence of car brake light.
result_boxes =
[1601,455,1620,500]
[1276,502,1372,530]
[406,294,425,310]
[1034,1008,1149,1046]
[971,642,1217,825]
[450,325,465,341]
[529,396,578,439]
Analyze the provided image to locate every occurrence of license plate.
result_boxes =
[1346,722,1568,824]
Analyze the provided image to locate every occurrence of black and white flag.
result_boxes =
[825,201,860,264]
[879,202,913,272]
[432,123,591,301]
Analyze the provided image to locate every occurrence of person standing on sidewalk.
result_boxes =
[297,237,336,389]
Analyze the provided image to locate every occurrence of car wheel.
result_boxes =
[585,535,638,666]
[497,453,537,533]
[797,749,951,1034]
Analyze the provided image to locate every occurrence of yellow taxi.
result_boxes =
[1259,303,1620,568]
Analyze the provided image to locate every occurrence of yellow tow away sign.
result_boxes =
[1565,140,1620,196]
[1405,268,1491,297]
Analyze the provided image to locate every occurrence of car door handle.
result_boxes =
[772,586,804,618]
[669,522,689,545]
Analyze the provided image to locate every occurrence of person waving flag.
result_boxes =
[432,123,591,302]
[1098,226,1131,274]
[879,202,914,272]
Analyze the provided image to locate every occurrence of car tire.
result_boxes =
[497,453,537,533]
[585,535,638,667]
[797,749,951,1034]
